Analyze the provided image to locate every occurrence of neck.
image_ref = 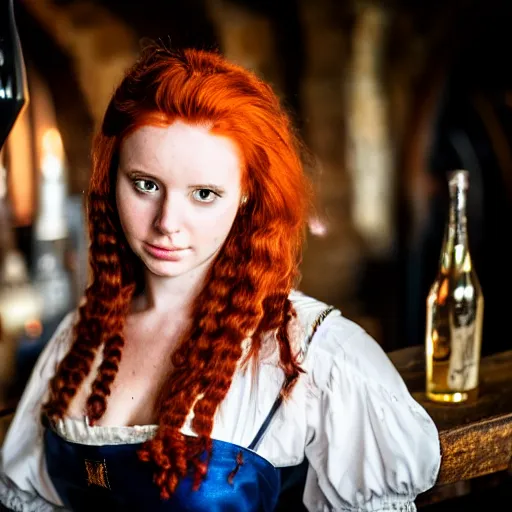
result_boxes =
[134,258,212,315]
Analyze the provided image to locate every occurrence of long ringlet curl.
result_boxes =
[43,139,140,422]
[43,43,312,498]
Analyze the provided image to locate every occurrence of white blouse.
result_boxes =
[0,290,441,511]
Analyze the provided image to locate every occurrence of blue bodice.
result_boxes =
[43,308,334,511]
[44,428,280,512]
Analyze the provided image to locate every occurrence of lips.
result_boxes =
[143,242,189,261]
[146,242,186,251]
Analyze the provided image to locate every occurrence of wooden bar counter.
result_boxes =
[388,346,512,506]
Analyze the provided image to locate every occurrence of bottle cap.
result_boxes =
[447,169,469,190]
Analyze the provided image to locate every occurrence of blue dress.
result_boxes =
[42,309,336,511]
[43,427,281,511]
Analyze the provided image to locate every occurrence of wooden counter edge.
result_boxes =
[436,411,512,484]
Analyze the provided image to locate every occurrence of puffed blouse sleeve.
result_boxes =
[0,311,76,512]
[302,313,441,511]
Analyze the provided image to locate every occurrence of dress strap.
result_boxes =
[248,306,335,451]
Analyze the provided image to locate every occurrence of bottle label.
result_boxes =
[447,320,478,390]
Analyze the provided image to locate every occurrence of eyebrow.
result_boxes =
[123,168,152,178]
[188,184,226,194]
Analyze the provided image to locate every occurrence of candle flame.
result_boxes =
[41,128,64,179]
[42,128,63,157]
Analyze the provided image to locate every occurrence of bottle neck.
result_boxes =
[440,181,471,273]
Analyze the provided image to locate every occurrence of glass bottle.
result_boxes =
[0,0,29,150]
[425,169,484,403]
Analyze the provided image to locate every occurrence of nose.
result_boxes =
[154,194,182,235]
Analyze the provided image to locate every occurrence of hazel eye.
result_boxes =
[133,179,158,193]
[192,189,218,203]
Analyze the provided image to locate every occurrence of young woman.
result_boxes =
[0,45,440,511]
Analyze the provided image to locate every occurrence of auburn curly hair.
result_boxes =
[43,44,312,498]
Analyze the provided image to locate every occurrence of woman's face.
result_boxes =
[116,120,243,280]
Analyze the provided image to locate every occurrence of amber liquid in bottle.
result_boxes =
[425,170,484,403]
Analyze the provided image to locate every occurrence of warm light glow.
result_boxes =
[6,108,35,226]
[308,215,328,237]
[24,318,43,339]
[41,128,64,180]
[439,278,449,304]
[0,149,6,199]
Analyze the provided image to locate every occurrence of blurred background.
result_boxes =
[1,0,512,414]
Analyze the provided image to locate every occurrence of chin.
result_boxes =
[146,261,190,278]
